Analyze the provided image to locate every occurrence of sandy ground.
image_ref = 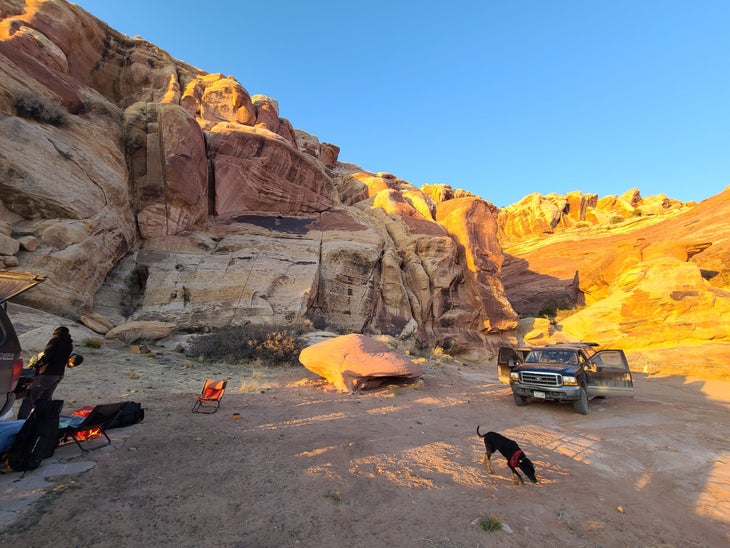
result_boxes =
[0,308,729,547]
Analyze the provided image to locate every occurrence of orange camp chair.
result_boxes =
[192,379,227,414]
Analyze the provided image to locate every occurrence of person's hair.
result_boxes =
[53,326,70,336]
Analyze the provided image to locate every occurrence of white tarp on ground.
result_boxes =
[298,334,423,393]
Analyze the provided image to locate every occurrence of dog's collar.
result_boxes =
[508,449,523,468]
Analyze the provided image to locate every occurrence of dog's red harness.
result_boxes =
[508,449,523,469]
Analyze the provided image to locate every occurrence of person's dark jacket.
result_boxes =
[38,327,73,377]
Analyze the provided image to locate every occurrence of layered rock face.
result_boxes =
[500,186,730,357]
[2,0,728,366]
[0,0,516,360]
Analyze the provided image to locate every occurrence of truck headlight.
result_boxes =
[510,371,519,382]
[563,376,578,386]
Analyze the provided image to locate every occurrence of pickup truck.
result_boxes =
[0,271,45,417]
[497,342,634,415]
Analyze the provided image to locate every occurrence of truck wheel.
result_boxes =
[573,388,589,415]
[513,393,528,406]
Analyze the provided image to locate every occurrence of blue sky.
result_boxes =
[71,1,729,207]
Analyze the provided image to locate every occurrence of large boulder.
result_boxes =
[299,334,423,392]
[105,320,176,342]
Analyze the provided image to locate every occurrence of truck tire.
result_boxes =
[573,387,589,415]
[513,393,528,406]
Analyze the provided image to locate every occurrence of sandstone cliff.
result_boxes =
[0,0,517,361]
[1,0,728,371]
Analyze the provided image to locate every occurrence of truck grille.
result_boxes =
[520,371,562,387]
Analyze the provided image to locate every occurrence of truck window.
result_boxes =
[592,351,627,372]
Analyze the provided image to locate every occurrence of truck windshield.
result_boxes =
[525,349,579,365]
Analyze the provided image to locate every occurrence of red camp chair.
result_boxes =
[192,379,227,414]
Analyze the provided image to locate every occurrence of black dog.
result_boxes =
[477,427,538,485]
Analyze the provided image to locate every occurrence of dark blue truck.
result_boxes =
[497,342,634,415]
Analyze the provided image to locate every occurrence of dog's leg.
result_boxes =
[486,453,495,474]
[510,468,525,485]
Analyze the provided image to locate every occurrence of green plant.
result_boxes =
[554,303,582,323]
[477,515,502,532]
[14,91,66,125]
[538,298,569,320]
[84,338,103,349]
[325,491,341,504]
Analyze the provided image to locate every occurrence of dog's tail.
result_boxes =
[476,425,485,438]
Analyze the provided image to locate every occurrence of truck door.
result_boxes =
[585,349,634,397]
[497,347,528,384]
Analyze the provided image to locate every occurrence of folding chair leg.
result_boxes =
[193,402,220,414]
[70,429,112,452]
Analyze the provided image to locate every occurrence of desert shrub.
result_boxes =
[14,91,66,125]
[609,215,625,224]
[538,298,568,320]
[189,324,306,365]
[83,338,103,349]
[477,515,503,532]
[325,491,341,504]
[121,266,149,319]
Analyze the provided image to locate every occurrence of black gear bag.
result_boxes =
[6,399,63,472]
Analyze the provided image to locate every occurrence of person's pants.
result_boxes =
[17,374,62,420]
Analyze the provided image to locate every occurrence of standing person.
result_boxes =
[17,326,75,420]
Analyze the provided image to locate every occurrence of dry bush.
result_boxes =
[83,338,103,349]
[189,324,307,365]
[239,380,265,393]
[14,91,66,125]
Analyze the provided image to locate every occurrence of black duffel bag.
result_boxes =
[107,401,144,429]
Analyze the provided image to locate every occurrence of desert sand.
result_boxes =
[0,306,728,547]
